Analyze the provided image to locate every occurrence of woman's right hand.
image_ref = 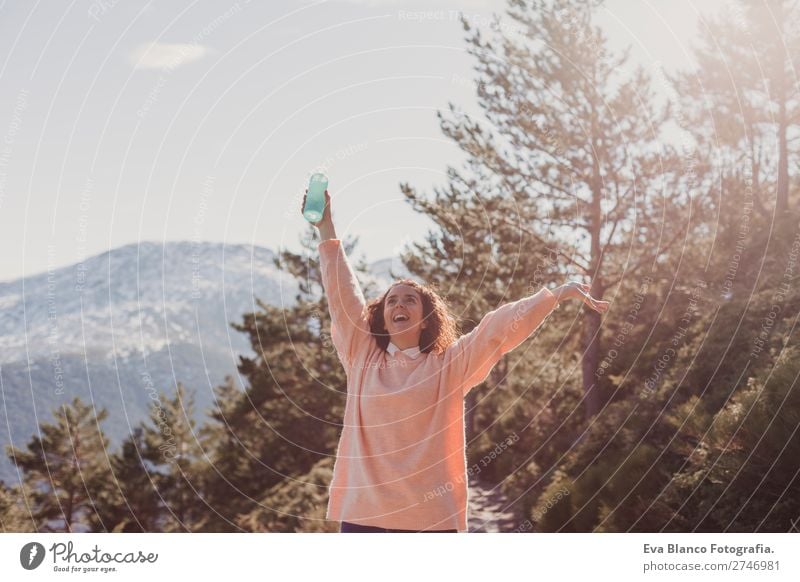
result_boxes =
[301,189,332,226]
[554,281,610,314]
[302,189,336,240]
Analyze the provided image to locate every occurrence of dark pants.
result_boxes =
[340,521,457,533]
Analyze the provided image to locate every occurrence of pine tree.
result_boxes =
[527,237,800,532]
[193,378,247,531]
[0,481,34,532]
[674,0,800,214]
[401,0,689,420]
[140,383,208,532]
[88,427,162,532]
[7,397,112,532]
[656,343,800,532]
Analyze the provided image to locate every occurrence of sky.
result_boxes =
[0,0,730,282]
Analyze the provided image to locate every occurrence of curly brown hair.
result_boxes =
[366,279,458,355]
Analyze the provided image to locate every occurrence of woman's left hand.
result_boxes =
[554,281,610,314]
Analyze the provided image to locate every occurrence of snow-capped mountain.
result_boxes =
[0,241,294,363]
[0,240,410,486]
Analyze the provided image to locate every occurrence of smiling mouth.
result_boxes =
[392,314,410,322]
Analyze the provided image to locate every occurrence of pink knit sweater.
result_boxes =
[319,239,559,532]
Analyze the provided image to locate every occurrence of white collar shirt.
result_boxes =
[386,342,422,359]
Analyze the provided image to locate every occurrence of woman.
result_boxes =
[303,190,609,533]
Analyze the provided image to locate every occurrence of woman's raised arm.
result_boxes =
[303,190,372,371]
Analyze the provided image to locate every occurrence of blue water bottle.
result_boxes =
[303,173,328,223]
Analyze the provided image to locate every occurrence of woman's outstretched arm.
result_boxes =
[303,190,373,372]
[444,282,609,397]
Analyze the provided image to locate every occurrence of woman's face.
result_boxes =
[383,284,426,347]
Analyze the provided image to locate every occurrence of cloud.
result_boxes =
[130,41,210,71]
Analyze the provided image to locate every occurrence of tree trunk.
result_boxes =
[777,97,789,213]
[583,78,605,422]
[776,3,789,213]
[581,300,603,421]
